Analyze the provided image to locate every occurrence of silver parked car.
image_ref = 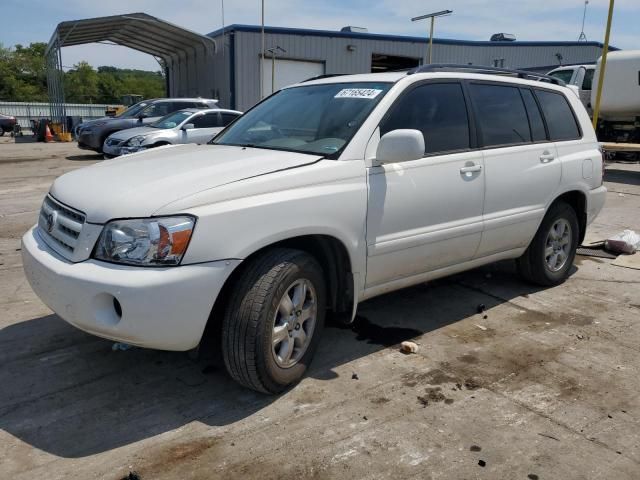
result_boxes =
[102,108,242,157]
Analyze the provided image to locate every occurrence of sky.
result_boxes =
[1,0,638,71]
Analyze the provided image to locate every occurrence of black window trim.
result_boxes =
[532,86,584,142]
[378,78,478,159]
[518,86,551,144]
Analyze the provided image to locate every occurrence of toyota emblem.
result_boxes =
[46,211,57,233]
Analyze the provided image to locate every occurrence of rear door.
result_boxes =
[469,82,561,257]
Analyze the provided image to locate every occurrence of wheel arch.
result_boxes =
[550,190,587,245]
[201,234,356,348]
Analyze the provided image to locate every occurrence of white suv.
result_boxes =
[22,67,606,393]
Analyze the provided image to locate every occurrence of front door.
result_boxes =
[365,82,485,288]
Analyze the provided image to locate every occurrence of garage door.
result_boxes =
[261,59,325,97]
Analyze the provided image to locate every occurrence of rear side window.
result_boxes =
[549,70,574,84]
[469,83,531,147]
[582,69,594,90]
[535,90,581,141]
[380,82,470,155]
[520,89,547,142]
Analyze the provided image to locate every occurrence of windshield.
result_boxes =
[116,101,149,118]
[213,82,392,156]
[150,110,194,129]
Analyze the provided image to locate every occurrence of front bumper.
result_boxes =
[77,131,103,151]
[22,226,241,351]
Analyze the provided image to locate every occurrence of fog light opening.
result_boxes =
[113,297,123,318]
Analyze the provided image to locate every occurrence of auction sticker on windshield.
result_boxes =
[334,88,383,99]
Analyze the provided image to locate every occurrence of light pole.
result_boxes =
[266,46,286,94]
[578,0,589,41]
[411,10,452,65]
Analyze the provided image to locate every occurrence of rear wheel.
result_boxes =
[222,248,325,393]
[517,201,579,286]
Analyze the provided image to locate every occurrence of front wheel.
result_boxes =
[222,249,326,394]
[517,201,579,286]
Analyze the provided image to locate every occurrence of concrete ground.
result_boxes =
[1,136,639,480]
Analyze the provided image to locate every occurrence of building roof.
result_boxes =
[207,24,618,50]
[47,12,217,61]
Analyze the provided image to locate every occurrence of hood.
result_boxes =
[109,126,159,141]
[50,144,322,223]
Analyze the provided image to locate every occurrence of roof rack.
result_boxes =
[407,64,566,86]
[301,73,350,82]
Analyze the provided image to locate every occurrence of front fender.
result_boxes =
[164,160,368,278]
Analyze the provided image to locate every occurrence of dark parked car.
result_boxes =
[75,98,218,153]
[0,113,17,136]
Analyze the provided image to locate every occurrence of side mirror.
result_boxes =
[375,129,425,166]
[137,114,147,121]
[182,123,195,131]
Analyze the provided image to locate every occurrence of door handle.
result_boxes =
[460,164,482,174]
[539,153,555,163]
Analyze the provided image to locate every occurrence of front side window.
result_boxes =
[213,82,392,157]
[380,82,470,155]
[469,83,531,147]
[141,102,171,118]
[117,101,148,118]
[192,113,220,128]
[535,90,581,141]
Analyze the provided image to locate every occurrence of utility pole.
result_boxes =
[578,0,589,41]
[411,10,453,65]
[266,46,286,94]
[592,0,615,129]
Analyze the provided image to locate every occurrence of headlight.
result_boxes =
[94,216,196,266]
[126,135,147,147]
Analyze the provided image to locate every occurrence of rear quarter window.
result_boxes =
[534,90,581,141]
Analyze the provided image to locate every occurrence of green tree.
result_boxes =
[65,61,99,103]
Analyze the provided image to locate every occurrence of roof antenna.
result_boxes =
[578,0,589,41]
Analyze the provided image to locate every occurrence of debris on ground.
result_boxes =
[121,472,141,480]
[351,373,359,380]
[576,334,585,340]
[476,304,486,314]
[474,324,487,331]
[464,378,480,390]
[470,445,482,452]
[483,314,488,320]
[478,460,486,467]
[576,243,618,259]
[605,230,640,255]
[112,342,133,351]
[400,341,419,354]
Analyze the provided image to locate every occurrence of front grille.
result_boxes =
[38,195,85,255]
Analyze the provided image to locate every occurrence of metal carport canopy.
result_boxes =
[46,12,216,62]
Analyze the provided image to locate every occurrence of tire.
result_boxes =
[517,201,579,286]
[222,248,326,394]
